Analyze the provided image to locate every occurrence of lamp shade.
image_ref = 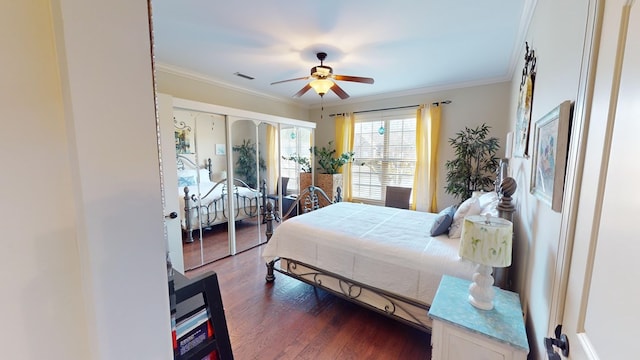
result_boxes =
[459,215,513,268]
[309,78,334,95]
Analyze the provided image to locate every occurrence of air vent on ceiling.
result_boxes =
[234,72,254,80]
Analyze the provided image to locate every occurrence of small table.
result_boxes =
[428,275,529,360]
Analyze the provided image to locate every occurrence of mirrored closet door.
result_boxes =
[159,95,315,273]
[228,119,267,254]
[174,109,231,270]
[280,125,314,212]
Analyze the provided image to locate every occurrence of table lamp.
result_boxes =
[459,214,513,310]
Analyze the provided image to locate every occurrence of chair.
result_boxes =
[384,186,412,209]
[267,177,289,221]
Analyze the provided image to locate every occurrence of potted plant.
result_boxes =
[281,153,312,173]
[282,153,313,192]
[445,124,500,203]
[312,141,354,201]
[232,138,266,188]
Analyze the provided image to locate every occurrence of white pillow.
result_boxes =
[198,168,211,182]
[448,197,482,239]
[478,191,498,208]
[478,191,499,217]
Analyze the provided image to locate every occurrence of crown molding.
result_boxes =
[310,76,512,110]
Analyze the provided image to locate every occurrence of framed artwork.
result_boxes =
[530,101,573,212]
[514,42,537,158]
[174,128,192,154]
[174,117,193,154]
[215,144,226,156]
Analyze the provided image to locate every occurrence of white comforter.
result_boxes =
[262,202,476,304]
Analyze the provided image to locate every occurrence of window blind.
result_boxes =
[352,108,417,205]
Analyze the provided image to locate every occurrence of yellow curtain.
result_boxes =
[265,124,278,193]
[334,113,354,201]
[412,105,441,212]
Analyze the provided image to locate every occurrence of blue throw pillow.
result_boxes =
[178,176,196,187]
[430,205,457,236]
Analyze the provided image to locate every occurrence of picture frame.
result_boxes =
[174,128,193,154]
[514,42,537,158]
[174,118,194,155]
[215,144,226,156]
[530,100,573,212]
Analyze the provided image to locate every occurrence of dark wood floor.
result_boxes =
[182,216,276,270]
[187,244,432,359]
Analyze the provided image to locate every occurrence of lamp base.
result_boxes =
[468,264,495,310]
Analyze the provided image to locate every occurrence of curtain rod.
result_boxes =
[328,100,451,117]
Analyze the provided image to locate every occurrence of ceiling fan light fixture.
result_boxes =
[310,78,334,95]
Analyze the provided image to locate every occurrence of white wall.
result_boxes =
[313,82,512,209]
[506,0,591,358]
[55,0,173,357]
[1,1,89,358]
[1,1,173,359]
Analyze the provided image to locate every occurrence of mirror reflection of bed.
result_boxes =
[160,99,316,272]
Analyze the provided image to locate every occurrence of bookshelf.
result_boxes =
[170,271,233,360]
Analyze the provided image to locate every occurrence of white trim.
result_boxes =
[548,0,600,335]
[170,97,316,129]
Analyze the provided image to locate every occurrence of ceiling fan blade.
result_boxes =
[330,83,350,99]
[293,84,312,97]
[333,75,374,84]
[271,76,310,85]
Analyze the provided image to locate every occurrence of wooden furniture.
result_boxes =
[384,186,412,209]
[429,275,529,360]
[170,271,233,360]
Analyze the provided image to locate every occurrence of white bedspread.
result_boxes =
[262,202,477,304]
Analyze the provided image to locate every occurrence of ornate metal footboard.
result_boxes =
[266,257,433,332]
[183,178,261,242]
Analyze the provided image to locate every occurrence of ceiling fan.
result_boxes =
[271,52,374,99]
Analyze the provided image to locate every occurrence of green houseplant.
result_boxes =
[281,153,312,173]
[313,141,355,174]
[232,139,266,188]
[311,141,354,203]
[445,124,500,203]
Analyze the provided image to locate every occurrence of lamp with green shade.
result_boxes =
[459,214,513,310]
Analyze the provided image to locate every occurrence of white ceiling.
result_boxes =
[151,0,533,107]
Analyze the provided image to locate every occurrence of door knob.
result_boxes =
[165,212,178,219]
[544,324,569,358]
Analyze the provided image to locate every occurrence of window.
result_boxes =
[351,108,417,205]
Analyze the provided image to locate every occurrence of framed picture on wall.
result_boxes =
[530,100,573,212]
[174,117,194,155]
[514,42,537,158]
[175,128,193,154]
[215,144,226,156]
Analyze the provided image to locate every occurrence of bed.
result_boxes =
[261,178,517,332]
[177,155,263,243]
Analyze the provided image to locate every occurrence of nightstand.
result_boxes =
[428,275,529,360]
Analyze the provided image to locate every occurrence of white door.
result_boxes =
[559,1,639,358]
[158,93,184,273]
